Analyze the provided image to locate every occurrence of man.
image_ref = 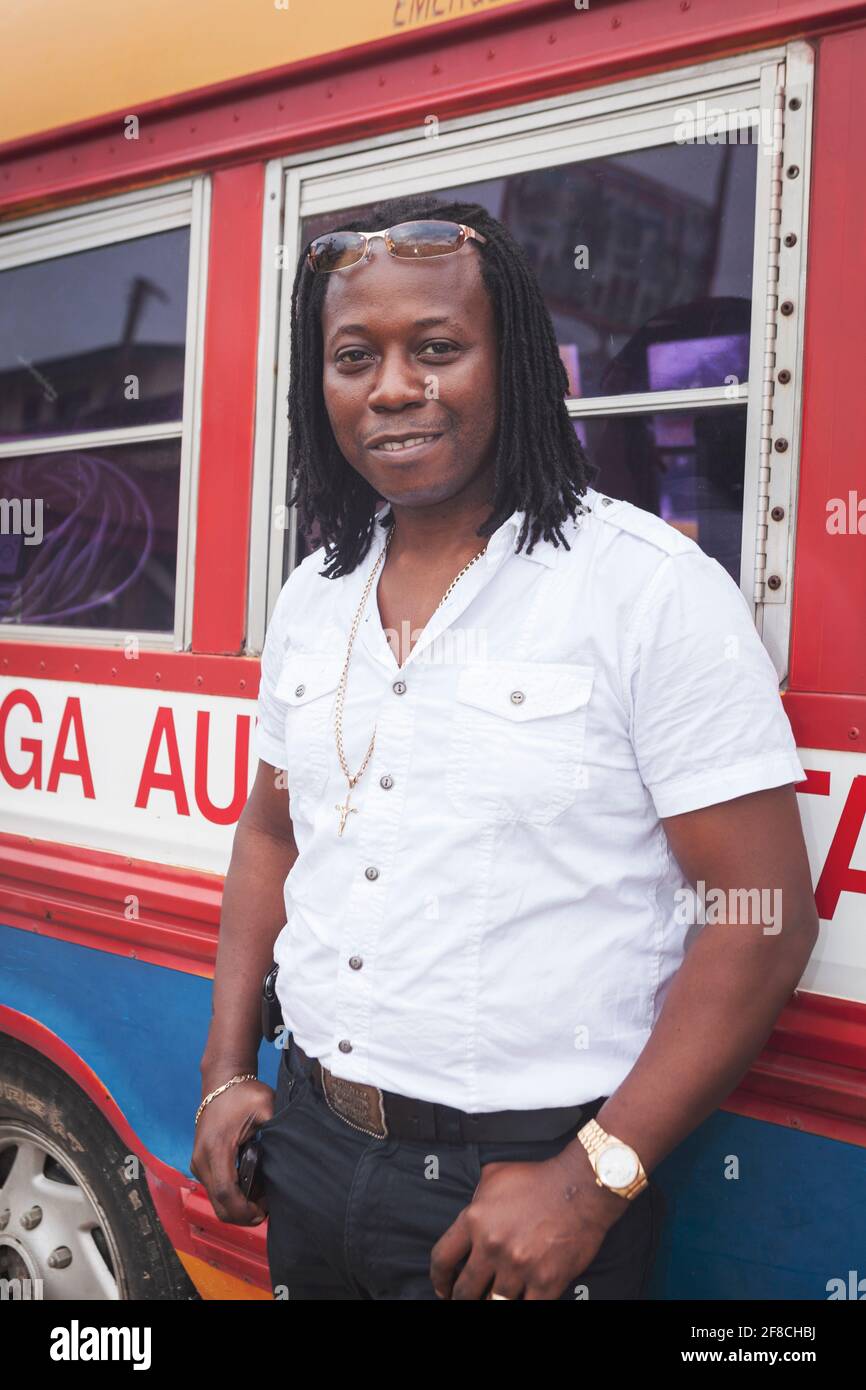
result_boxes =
[191,195,819,1301]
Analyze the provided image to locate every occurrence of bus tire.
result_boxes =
[0,1037,200,1301]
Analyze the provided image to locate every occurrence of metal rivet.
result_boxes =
[510,690,525,705]
[294,684,305,697]
[777,369,791,384]
[786,164,800,179]
[780,301,794,316]
[379,774,393,790]
[789,97,802,111]
[771,506,785,521]
[338,1039,353,1054]
[774,438,789,453]
[365,866,379,881]
[767,575,782,591]
[392,680,407,695]
[349,956,363,971]
[784,232,797,248]
[601,496,613,506]
[848,727,860,741]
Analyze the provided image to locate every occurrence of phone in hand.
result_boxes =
[237,1135,266,1204]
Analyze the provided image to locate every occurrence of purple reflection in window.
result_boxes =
[647,334,750,393]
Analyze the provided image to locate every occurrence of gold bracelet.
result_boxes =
[195,1073,257,1128]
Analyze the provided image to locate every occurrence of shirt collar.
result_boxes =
[370,504,581,572]
[483,509,569,569]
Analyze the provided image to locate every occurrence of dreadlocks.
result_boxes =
[285,193,597,578]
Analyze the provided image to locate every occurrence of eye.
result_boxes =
[421,340,459,356]
[335,348,373,366]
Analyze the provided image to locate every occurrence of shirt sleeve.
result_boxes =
[625,549,806,818]
[253,578,293,771]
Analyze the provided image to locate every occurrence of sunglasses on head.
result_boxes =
[305,219,488,273]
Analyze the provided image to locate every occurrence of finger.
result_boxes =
[523,1273,566,1301]
[208,1139,267,1225]
[429,1208,473,1299]
[451,1252,497,1301]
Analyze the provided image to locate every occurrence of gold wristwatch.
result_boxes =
[577,1117,648,1200]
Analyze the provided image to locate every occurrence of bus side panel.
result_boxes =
[649,1111,866,1300]
[0,923,280,1298]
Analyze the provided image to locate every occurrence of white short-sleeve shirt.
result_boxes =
[254,486,806,1111]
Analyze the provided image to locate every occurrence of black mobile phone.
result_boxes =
[237,1136,265,1204]
[261,962,282,1043]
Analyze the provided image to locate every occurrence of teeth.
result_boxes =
[378,436,438,451]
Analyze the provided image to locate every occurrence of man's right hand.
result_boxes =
[189,1077,277,1225]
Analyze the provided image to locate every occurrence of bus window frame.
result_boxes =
[250,42,813,687]
[0,174,211,651]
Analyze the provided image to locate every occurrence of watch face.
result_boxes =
[597,1143,639,1189]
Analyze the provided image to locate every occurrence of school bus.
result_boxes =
[1,0,864,1300]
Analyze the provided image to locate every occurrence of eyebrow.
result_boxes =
[330,315,461,338]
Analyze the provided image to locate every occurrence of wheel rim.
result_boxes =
[0,1122,126,1299]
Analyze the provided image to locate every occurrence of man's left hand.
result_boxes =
[429,1145,629,1300]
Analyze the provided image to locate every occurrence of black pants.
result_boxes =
[260,1034,665,1300]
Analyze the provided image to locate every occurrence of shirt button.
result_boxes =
[365,866,379,880]
[294,684,305,697]
[338,1039,353,1054]
[392,680,407,695]
[349,956,363,970]
[379,774,394,790]
[510,690,525,705]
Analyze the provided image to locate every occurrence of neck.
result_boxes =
[385,489,498,568]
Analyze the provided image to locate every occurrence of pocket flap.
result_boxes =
[274,653,343,706]
[455,661,594,721]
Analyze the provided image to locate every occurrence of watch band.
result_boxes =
[577,1117,648,1199]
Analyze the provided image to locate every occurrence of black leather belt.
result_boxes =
[288,1038,607,1143]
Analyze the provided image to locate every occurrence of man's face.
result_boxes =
[319,238,499,510]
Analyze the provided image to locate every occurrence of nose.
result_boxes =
[366,344,429,412]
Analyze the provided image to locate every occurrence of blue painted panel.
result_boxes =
[647,1108,866,1300]
[0,924,279,1176]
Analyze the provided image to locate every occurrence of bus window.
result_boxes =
[0,215,195,638]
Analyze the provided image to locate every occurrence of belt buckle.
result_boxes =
[320,1066,388,1139]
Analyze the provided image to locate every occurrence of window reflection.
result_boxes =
[0,442,180,630]
[299,141,757,401]
[574,405,746,580]
[293,140,757,580]
[0,228,190,442]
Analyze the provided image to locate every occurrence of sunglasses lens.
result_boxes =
[388,220,464,258]
[308,231,367,271]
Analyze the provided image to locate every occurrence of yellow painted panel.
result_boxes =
[0,0,525,146]
[176,1249,273,1301]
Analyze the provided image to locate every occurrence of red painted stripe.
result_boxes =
[0,831,220,973]
[783,693,866,754]
[0,646,260,697]
[192,164,264,654]
[3,0,866,215]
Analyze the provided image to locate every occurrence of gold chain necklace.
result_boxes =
[333,523,487,836]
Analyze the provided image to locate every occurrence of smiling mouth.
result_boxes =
[369,434,442,453]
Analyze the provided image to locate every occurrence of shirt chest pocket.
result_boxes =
[274,653,343,811]
[445,661,595,825]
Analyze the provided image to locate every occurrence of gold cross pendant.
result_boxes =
[335,790,358,837]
